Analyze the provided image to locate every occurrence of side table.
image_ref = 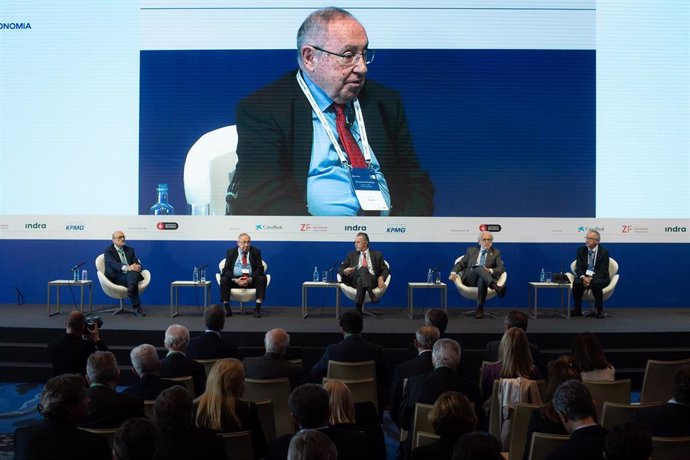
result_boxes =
[170,281,212,317]
[302,282,341,319]
[528,282,572,319]
[47,280,93,316]
[407,282,447,319]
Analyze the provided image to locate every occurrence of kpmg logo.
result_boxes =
[25,222,47,229]
[65,223,85,231]
[665,226,687,233]
[386,225,406,233]
[255,224,283,231]
[479,224,502,232]
[0,22,32,30]
[577,226,605,233]
[344,225,367,232]
[156,222,178,230]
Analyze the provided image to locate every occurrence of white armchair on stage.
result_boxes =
[453,255,508,317]
[183,125,238,216]
[337,261,391,313]
[216,258,271,314]
[566,257,620,307]
[95,254,151,315]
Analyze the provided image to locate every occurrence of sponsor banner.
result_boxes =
[0,216,688,243]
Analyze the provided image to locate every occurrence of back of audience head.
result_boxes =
[339,311,363,334]
[504,310,528,332]
[130,344,160,377]
[570,332,611,372]
[204,305,226,332]
[323,379,356,425]
[265,328,290,355]
[288,429,337,460]
[604,421,652,460]
[416,325,440,351]
[155,386,193,432]
[432,338,461,370]
[37,373,89,423]
[164,324,190,352]
[66,311,86,334]
[552,379,596,425]
[196,358,244,430]
[425,308,449,335]
[543,355,582,420]
[498,327,533,378]
[429,391,477,437]
[113,417,157,460]
[86,350,119,385]
[672,364,690,404]
[452,431,503,460]
[289,383,330,428]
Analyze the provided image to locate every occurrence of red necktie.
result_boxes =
[241,252,248,265]
[334,104,367,168]
[362,253,368,268]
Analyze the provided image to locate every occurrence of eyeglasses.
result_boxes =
[115,236,126,240]
[585,237,598,241]
[310,45,375,67]
[481,238,493,242]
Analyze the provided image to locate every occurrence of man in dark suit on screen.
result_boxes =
[572,229,611,318]
[338,232,388,313]
[104,230,145,316]
[186,305,238,360]
[219,232,267,318]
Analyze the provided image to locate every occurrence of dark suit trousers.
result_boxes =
[345,267,376,308]
[220,274,267,302]
[111,271,142,306]
[572,277,608,311]
[464,267,494,306]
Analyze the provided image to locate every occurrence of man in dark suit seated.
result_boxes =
[48,310,108,377]
[124,344,181,400]
[338,232,389,313]
[572,229,611,318]
[634,365,690,437]
[244,328,305,390]
[264,384,366,460]
[484,310,542,372]
[311,311,390,411]
[287,430,337,460]
[14,374,111,460]
[219,232,268,318]
[80,351,144,428]
[153,386,227,459]
[547,379,608,460]
[159,324,206,396]
[104,230,146,316]
[186,305,239,360]
[389,325,440,427]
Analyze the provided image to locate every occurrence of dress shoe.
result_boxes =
[132,305,146,317]
[368,291,378,303]
[571,309,583,317]
[253,306,262,318]
[596,311,605,319]
[475,307,484,319]
[585,311,597,318]
[495,284,507,298]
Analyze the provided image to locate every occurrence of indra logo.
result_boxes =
[156,222,179,230]
[65,223,85,231]
[0,22,32,30]
[25,222,46,229]
[386,225,406,233]
[344,224,367,232]
[479,224,501,232]
[665,226,687,233]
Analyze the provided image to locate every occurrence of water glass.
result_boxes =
[322,270,329,283]
[546,271,552,283]
[435,271,441,284]
[200,270,207,282]
[81,270,88,282]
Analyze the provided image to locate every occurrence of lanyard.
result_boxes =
[296,71,372,167]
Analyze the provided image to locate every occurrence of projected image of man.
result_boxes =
[229,7,434,216]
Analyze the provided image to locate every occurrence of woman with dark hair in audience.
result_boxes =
[570,332,615,381]
[452,432,503,460]
[195,358,265,459]
[521,355,582,460]
[412,391,478,460]
[480,327,542,399]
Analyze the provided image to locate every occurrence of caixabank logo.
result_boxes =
[255,224,283,231]
[577,226,604,233]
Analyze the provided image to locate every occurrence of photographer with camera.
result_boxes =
[48,311,108,377]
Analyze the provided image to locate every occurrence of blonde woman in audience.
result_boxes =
[323,379,357,426]
[481,327,542,398]
[571,332,615,381]
[195,358,265,459]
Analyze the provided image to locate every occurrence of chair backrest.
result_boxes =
[218,430,253,460]
[640,358,690,403]
[569,257,619,278]
[453,256,507,300]
[162,375,196,398]
[489,378,542,450]
[195,358,219,377]
[509,402,542,460]
[479,360,498,398]
[583,379,631,419]
[488,379,501,439]
[528,432,570,460]
[78,427,117,449]
[243,377,294,437]
[600,401,663,431]
[411,403,435,450]
[254,399,276,442]
[183,125,238,216]
[327,360,376,381]
[651,435,690,460]
[216,258,270,288]
[143,400,155,421]
[323,377,379,413]
[415,431,440,448]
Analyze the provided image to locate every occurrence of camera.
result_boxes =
[84,316,103,331]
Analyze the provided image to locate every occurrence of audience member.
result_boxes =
[186,305,239,360]
[48,310,108,376]
[634,364,690,436]
[124,344,180,400]
[287,430,337,460]
[604,421,652,460]
[113,417,158,460]
[412,391,478,460]
[546,379,607,460]
[425,308,449,336]
[522,355,582,460]
[81,351,144,428]
[244,328,305,389]
[195,358,265,459]
[159,324,206,396]
[570,332,615,381]
[264,383,366,460]
[390,325,440,427]
[481,327,542,399]
[452,432,503,460]
[484,311,541,372]
[14,374,111,460]
[311,311,390,411]
[153,386,227,460]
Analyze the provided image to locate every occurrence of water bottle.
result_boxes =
[313,267,319,282]
[193,267,199,283]
[427,268,433,284]
[540,267,546,282]
[150,183,175,215]
[72,268,79,282]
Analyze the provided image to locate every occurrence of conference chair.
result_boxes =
[478,360,498,399]
[254,399,276,442]
[452,256,507,318]
[143,400,155,421]
[243,377,294,437]
[322,377,379,413]
[327,360,376,381]
[183,125,238,216]
[488,378,542,450]
[415,431,440,449]
[566,257,620,316]
[78,427,117,449]
[337,260,391,316]
[582,378,631,419]
[508,402,542,460]
[218,431,253,460]
[94,254,151,315]
[161,375,196,398]
[600,401,663,431]
[195,358,219,377]
[215,258,271,315]
[528,433,570,460]
[410,403,435,451]
[651,436,690,460]
[640,358,690,403]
